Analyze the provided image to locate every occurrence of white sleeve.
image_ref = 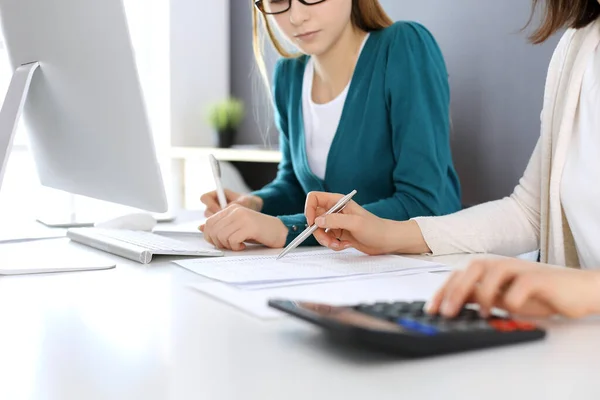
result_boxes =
[413,137,542,257]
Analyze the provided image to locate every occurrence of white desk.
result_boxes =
[0,238,598,400]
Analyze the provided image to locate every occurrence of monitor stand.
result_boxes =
[0,61,40,192]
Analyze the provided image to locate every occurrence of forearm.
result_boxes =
[413,196,540,257]
[385,220,431,255]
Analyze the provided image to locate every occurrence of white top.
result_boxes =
[413,20,600,267]
[302,34,369,180]
[561,43,600,268]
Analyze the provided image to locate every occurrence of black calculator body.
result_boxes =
[268,299,546,357]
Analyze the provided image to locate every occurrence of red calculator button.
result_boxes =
[514,322,536,331]
[489,320,517,332]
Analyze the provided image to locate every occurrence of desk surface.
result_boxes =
[0,234,598,400]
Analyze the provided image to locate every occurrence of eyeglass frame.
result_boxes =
[254,0,328,15]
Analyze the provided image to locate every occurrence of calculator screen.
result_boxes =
[292,301,406,333]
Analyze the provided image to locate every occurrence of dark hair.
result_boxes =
[529,0,600,43]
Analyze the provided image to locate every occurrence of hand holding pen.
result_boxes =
[200,154,263,217]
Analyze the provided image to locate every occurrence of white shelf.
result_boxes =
[170,146,281,163]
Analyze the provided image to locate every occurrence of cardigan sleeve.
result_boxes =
[362,22,461,220]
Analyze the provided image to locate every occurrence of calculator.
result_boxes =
[268,299,546,357]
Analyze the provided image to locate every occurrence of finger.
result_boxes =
[203,230,214,246]
[312,227,344,250]
[228,229,248,252]
[214,216,239,250]
[205,217,229,250]
[200,192,221,215]
[427,269,465,315]
[440,261,488,317]
[305,192,345,225]
[476,263,518,317]
[314,213,361,233]
[224,189,239,203]
[501,273,550,316]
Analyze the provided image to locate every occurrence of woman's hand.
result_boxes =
[200,189,263,217]
[199,205,287,251]
[427,258,600,319]
[304,191,407,255]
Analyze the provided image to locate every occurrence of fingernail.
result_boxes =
[343,244,352,250]
[199,225,205,231]
[424,301,433,314]
[441,300,453,316]
[331,241,340,249]
[316,217,325,227]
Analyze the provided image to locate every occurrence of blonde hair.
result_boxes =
[251,0,393,86]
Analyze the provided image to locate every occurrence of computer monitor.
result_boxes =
[0,0,168,220]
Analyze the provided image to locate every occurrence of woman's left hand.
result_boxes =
[427,258,600,319]
[199,204,288,251]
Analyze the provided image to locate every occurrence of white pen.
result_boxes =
[209,154,228,210]
[277,190,358,260]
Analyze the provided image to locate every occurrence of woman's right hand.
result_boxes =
[304,192,398,255]
[305,192,431,255]
[200,189,263,217]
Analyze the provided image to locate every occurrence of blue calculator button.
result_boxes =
[418,325,439,336]
[398,318,419,329]
[397,319,438,336]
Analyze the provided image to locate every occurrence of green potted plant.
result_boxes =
[207,98,245,148]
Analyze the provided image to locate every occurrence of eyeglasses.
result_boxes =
[255,0,328,15]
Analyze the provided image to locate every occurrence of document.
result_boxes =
[175,249,447,287]
[190,272,448,319]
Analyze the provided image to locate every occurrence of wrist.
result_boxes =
[273,218,288,248]
[389,220,432,255]
[250,195,264,212]
[589,271,600,315]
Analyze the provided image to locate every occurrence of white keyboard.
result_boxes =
[67,228,223,264]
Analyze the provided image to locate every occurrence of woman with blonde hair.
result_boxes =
[200,0,461,251]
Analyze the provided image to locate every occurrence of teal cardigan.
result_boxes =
[252,21,461,246]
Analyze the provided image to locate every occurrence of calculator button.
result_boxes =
[451,322,474,331]
[489,320,518,332]
[392,302,411,313]
[372,303,387,313]
[457,309,480,320]
[397,318,438,336]
[514,321,537,331]
[434,321,454,332]
[470,320,495,331]
[383,309,404,321]
[409,302,426,317]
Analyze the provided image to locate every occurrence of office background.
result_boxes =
[230,0,561,205]
[0,0,561,215]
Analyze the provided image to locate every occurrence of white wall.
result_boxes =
[170,0,230,147]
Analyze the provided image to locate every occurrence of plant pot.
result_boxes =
[217,128,236,148]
